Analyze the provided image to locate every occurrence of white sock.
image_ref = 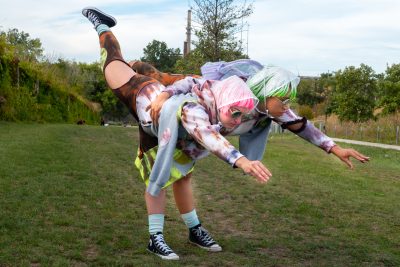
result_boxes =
[96,24,110,35]
[181,209,200,228]
[148,214,164,235]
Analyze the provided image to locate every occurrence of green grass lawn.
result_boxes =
[1,122,399,267]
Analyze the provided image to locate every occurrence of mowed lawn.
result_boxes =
[0,122,399,267]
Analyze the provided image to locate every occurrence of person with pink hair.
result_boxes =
[82,7,271,260]
[134,60,369,169]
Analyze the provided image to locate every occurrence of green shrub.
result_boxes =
[298,105,314,119]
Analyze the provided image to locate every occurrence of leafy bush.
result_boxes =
[298,105,314,120]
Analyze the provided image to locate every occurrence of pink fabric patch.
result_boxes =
[159,128,171,147]
[210,75,256,110]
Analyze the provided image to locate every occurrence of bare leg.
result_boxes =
[96,30,136,89]
[98,31,157,119]
[173,174,223,252]
[105,61,135,89]
[173,174,195,214]
[82,8,180,259]
[145,190,167,215]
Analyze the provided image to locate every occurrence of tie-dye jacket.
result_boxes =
[136,78,245,196]
[137,78,244,165]
[162,77,336,161]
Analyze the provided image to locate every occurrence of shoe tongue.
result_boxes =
[191,223,202,230]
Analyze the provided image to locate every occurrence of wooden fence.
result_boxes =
[269,121,400,145]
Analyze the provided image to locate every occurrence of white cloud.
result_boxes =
[0,0,399,75]
[247,0,400,75]
[0,1,188,62]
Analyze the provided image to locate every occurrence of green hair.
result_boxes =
[247,66,300,102]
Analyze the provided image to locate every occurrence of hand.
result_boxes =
[234,157,272,183]
[330,145,370,169]
[146,92,170,125]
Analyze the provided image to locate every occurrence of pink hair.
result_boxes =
[219,98,255,116]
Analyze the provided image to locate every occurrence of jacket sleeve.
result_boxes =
[274,108,336,153]
[146,97,181,197]
[161,77,198,96]
[181,102,244,166]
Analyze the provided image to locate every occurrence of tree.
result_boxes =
[0,33,13,60]
[377,64,400,114]
[140,40,181,73]
[191,0,253,61]
[76,61,128,119]
[1,28,43,62]
[297,78,324,107]
[317,72,336,116]
[330,64,377,122]
[173,48,205,75]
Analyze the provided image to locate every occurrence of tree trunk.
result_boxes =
[35,79,39,95]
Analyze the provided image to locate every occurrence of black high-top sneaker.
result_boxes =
[147,232,179,260]
[189,224,222,252]
[81,7,117,29]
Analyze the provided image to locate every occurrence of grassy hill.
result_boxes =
[0,122,399,266]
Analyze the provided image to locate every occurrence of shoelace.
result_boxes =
[153,234,173,254]
[87,11,101,25]
[193,226,215,246]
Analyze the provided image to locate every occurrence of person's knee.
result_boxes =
[173,176,192,191]
[145,189,166,199]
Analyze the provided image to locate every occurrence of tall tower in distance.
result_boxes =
[183,9,192,57]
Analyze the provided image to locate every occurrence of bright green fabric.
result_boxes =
[135,146,194,188]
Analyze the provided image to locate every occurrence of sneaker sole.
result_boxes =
[82,6,117,27]
[188,240,222,252]
[146,248,180,260]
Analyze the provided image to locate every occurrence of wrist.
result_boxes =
[234,156,247,168]
[329,144,339,154]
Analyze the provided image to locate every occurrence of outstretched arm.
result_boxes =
[182,102,272,183]
[275,109,336,151]
[276,109,370,168]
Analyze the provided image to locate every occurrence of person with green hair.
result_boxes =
[81,8,272,260]
[133,60,369,168]
[128,59,369,257]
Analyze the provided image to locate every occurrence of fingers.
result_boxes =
[339,156,353,169]
[345,159,353,169]
[147,104,161,126]
[248,161,272,183]
[150,109,158,125]
[349,149,370,163]
[354,151,370,163]
[258,162,272,178]
[254,168,270,183]
[338,149,370,169]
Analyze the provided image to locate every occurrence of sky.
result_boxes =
[0,0,399,76]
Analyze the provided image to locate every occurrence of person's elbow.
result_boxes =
[287,122,303,131]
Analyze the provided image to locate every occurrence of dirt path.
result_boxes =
[332,138,400,151]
